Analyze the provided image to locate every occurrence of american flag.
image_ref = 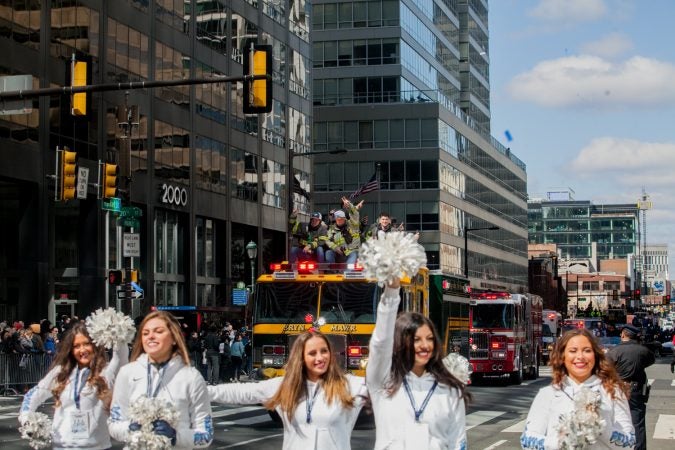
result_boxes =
[348,173,379,200]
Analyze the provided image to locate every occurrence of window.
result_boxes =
[324,3,337,29]
[155,209,186,306]
[582,281,600,291]
[339,2,352,28]
[339,41,353,66]
[354,2,367,27]
[359,121,373,149]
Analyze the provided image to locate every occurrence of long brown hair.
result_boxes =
[51,323,111,410]
[265,331,355,420]
[388,312,469,403]
[130,311,190,364]
[550,328,628,399]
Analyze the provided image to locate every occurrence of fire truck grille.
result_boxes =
[470,332,489,359]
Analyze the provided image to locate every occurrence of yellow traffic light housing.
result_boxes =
[71,60,88,116]
[243,45,272,114]
[58,148,78,201]
[102,163,118,199]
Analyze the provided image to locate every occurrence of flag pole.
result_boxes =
[376,162,381,216]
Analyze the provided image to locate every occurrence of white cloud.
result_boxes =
[528,0,607,23]
[580,33,634,58]
[570,138,675,177]
[507,56,675,108]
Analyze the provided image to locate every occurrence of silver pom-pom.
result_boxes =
[19,412,53,449]
[125,395,180,450]
[442,353,472,384]
[555,386,606,449]
[86,307,136,349]
[359,231,427,286]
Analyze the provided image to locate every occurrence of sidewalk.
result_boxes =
[646,358,675,449]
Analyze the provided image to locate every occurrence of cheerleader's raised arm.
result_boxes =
[366,282,401,390]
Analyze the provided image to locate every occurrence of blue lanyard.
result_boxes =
[402,379,438,422]
[305,382,322,424]
[146,362,168,398]
[73,367,90,409]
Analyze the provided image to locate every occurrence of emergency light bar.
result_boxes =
[472,291,510,300]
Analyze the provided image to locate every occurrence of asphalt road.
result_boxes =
[0,359,673,449]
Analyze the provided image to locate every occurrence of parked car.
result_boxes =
[660,340,673,355]
[598,336,621,353]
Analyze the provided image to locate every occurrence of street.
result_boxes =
[0,360,673,449]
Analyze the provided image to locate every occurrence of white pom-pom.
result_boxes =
[19,412,52,449]
[125,395,179,450]
[85,307,136,349]
[359,231,427,286]
[555,386,606,449]
[442,353,471,384]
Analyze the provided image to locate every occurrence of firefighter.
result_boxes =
[289,209,328,263]
[606,324,655,450]
[325,197,361,264]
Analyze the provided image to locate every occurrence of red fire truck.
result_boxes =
[468,291,543,384]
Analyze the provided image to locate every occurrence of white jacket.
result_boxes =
[19,343,129,450]
[108,354,213,449]
[521,375,635,449]
[366,287,467,450]
[208,374,367,450]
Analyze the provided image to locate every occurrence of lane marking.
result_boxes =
[652,414,675,440]
[466,410,506,430]
[483,440,508,450]
[502,419,527,433]
[671,380,675,387]
[216,433,284,449]
[211,405,263,418]
[218,415,271,426]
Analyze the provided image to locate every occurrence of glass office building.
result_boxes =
[0,0,312,321]
[311,0,528,293]
[528,200,640,260]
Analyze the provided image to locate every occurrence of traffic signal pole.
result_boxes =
[0,74,270,102]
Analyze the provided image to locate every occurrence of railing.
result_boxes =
[0,353,54,396]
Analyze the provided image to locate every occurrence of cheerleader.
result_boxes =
[19,322,129,449]
[108,311,213,449]
[521,328,635,449]
[208,330,367,450]
[367,279,468,450]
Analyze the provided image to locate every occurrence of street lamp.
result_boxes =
[246,241,258,293]
[464,225,499,278]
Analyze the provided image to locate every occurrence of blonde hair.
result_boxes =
[130,311,190,364]
[265,331,355,420]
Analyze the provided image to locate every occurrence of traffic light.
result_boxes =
[57,148,78,201]
[102,163,118,198]
[126,269,139,283]
[108,270,123,285]
[634,289,641,301]
[70,59,88,116]
[664,294,671,305]
[243,45,272,114]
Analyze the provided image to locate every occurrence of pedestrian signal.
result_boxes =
[243,45,272,114]
[108,270,123,285]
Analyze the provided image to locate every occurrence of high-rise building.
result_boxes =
[528,193,640,261]
[0,0,312,321]
[311,0,528,292]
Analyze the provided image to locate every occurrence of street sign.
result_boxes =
[102,197,121,212]
[232,288,249,306]
[116,289,143,300]
[120,206,143,218]
[121,217,140,229]
[123,233,140,257]
[130,281,144,295]
[76,167,89,200]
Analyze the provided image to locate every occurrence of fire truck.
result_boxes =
[468,291,543,384]
[250,261,429,378]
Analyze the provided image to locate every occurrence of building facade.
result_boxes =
[528,194,640,261]
[311,0,529,293]
[0,0,312,322]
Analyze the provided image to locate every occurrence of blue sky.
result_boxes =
[488,0,675,273]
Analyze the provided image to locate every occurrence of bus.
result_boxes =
[250,262,429,377]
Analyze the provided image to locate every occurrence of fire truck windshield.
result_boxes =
[254,282,318,323]
[319,282,380,324]
[472,304,514,329]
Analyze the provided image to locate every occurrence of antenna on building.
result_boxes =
[637,188,652,291]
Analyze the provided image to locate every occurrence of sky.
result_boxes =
[488,0,675,273]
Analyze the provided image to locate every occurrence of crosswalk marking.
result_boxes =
[466,410,505,430]
[653,414,675,440]
[501,419,526,433]
[671,380,675,387]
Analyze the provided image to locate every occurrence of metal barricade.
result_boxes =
[0,353,53,396]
